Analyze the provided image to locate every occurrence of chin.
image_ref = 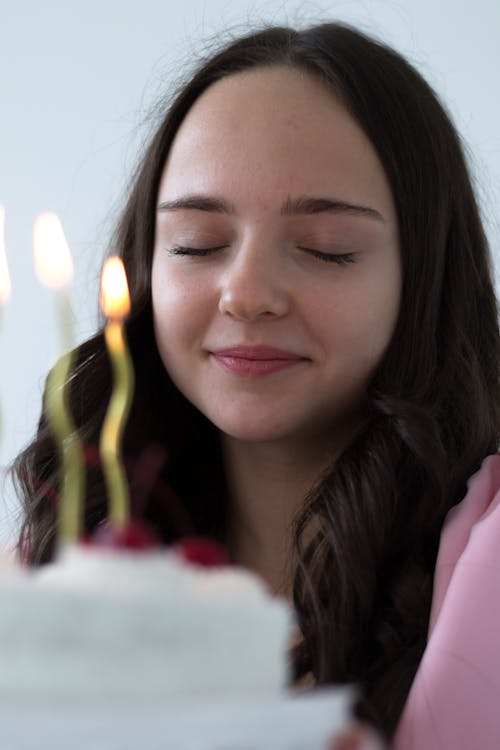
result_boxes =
[212,418,296,445]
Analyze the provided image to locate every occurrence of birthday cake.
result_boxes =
[0,537,292,698]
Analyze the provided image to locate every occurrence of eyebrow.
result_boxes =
[157,194,384,221]
[281,195,384,221]
[157,195,234,213]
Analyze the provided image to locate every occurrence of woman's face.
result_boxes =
[152,66,401,449]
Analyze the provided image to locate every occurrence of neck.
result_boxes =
[221,436,338,597]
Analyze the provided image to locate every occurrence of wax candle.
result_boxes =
[0,204,11,444]
[99,256,134,528]
[33,212,84,544]
[0,204,11,308]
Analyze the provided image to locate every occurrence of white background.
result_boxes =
[1,0,499,543]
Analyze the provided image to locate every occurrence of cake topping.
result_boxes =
[88,519,160,551]
[174,537,230,567]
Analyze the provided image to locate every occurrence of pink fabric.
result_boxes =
[392,454,500,749]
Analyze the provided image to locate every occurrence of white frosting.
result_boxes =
[0,544,293,699]
[35,545,270,603]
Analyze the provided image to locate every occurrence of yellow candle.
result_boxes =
[33,212,85,544]
[0,204,11,308]
[99,256,134,528]
[0,204,11,445]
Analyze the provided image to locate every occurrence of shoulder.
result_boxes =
[393,454,500,750]
[429,453,500,629]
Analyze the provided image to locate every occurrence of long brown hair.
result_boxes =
[14,24,500,737]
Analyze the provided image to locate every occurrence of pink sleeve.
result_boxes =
[392,454,500,750]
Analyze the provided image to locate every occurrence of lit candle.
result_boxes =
[0,204,11,309]
[0,203,11,444]
[33,212,84,545]
[99,256,134,528]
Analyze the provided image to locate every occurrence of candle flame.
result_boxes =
[100,256,131,319]
[0,203,11,303]
[33,212,74,289]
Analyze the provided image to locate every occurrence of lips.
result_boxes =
[210,345,307,377]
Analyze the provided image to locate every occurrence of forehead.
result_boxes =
[158,66,395,219]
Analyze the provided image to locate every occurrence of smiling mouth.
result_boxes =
[211,350,307,377]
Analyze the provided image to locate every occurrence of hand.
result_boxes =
[328,723,385,750]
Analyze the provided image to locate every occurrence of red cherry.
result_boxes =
[174,537,230,567]
[88,519,160,551]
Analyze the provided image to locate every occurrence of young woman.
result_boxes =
[14,22,500,748]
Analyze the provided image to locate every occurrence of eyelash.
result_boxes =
[296,247,357,265]
[166,245,357,265]
[167,245,226,257]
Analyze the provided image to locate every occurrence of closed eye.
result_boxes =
[297,247,357,264]
[165,245,226,257]
[166,245,357,264]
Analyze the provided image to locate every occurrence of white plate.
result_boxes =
[0,687,354,750]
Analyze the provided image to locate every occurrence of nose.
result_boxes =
[218,239,289,321]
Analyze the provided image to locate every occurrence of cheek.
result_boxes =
[151,267,209,365]
[316,274,400,370]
